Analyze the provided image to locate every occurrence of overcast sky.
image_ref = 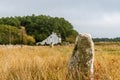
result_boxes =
[0,0,120,38]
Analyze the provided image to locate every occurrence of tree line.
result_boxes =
[0,25,35,45]
[0,14,78,45]
[93,38,120,42]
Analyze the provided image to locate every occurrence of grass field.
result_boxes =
[0,43,120,80]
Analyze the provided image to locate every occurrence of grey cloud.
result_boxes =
[0,0,120,37]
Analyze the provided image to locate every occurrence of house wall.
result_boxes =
[38,32,61,45]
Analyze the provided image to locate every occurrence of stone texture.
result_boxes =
[67,33,94,80]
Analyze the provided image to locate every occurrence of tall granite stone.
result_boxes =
[67,33,94,80]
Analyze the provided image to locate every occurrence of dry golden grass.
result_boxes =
[0,43,120,80]
[94,43,120,80]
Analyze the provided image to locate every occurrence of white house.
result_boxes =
[36,32,61,45]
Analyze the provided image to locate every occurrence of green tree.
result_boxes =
[0,14,78,43]
[25,35,35,45]
[0,25,20,44]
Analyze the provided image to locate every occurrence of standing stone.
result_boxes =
[67,33,94,80]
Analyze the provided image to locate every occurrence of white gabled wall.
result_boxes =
[40,32,61,45]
